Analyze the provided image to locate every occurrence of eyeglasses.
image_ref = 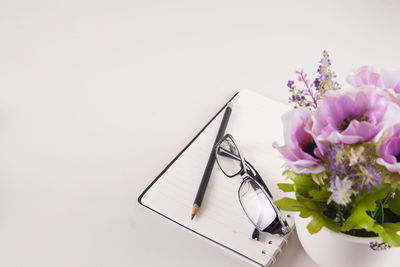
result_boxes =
[215,134,290,235]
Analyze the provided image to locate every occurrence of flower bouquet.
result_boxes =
[273,52,400,253]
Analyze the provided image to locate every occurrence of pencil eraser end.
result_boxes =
[227,102,234,109]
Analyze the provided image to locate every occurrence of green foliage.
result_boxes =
[275,196,340,233]
[376,223,400,246]
[309,184,331,202]
[341,184,391,231]
[277,183,294,192]
[275,171,340,233]
[275,170,400,246]
[388,190,400,215]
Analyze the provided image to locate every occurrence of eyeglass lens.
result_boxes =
[216,136,242,176]
[239,179,277,231]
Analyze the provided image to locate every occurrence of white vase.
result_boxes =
[295,215,399,267]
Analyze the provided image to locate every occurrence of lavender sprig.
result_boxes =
[287,79,308,109]
[314,50,341,94]
[287,50,340,111]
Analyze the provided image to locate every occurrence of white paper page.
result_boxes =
[140,90,295,266]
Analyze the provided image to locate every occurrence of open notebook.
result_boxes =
[138,90,295,266]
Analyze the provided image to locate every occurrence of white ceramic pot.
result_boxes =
[295,215,399,267]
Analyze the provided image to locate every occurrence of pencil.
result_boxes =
[191,101,233,220]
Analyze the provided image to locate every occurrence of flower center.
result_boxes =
[396,153,400,163]
[338,115,369,131]
[300,139,317,158]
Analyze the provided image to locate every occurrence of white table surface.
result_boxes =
[1,1,400,266]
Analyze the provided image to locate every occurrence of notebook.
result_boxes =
[138,90,295,267]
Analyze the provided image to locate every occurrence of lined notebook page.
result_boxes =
[140,90,295,266]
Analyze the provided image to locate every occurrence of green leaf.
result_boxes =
[306,215,325,233]
[283,169,298,180]
[342,184,392,232]
[275,197,340,233]
[378,223,400,246]
[388,190,400,216]
[291,174,317,196]
[306,213,340,233]
[277,183,294,192]
[274,197,303,212]
[309,184,331,202]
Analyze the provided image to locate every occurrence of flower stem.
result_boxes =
[297,70,318,108]
[373,192,392,224]
[335,203,345,225]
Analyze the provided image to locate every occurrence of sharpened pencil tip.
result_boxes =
[191,204,200,220]
[227,102,234,109]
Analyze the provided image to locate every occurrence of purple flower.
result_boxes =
[376,124,400,174]
[312,88,399,144]
[273,107,326,173]
[314,50,340,94]
[324,144,381,193]
[287,80,295,90]
[328,176,353,205]
[347,66,400,93]
[357,164,381,191]
[324,144,348,178]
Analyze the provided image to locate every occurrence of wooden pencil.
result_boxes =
[191,102,233,220]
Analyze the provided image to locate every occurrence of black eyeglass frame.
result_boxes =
[215,134,291,235]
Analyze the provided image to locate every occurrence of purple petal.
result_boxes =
[272,142,298,161]
[346,66,384,88]
[285,159,325,174]
[273,107,325,173]
[381,69,400,92]
[376,158,400,174]
[281,107,311,149]
[377,124,400,166]
[341,121,380,142]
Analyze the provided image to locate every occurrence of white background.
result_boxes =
[1,0,400,266]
